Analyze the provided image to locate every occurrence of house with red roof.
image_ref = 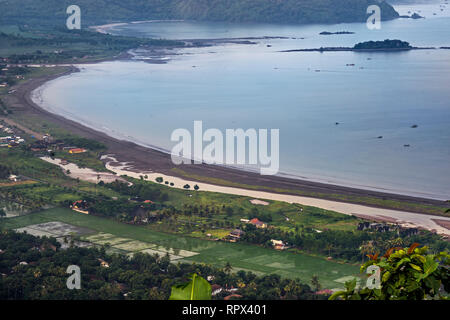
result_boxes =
[68,148,87,154]
[249,218,267,229]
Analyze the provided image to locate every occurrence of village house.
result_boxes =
[229,229,245,239]
[29,140,50,152]
[71,200,89,214]
[129,205,149,224]
[8,174,20,182]
[68,148,87,154]
[98,259,110,268]
[249,218,267,229]
[271,239,286,250]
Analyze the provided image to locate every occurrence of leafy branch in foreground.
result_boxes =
[330,243,449,300]
[169,273,212,300]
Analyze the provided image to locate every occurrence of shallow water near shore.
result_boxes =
[34,4,450,200]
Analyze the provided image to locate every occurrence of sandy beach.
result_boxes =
[89,23,129,34]
[40,156,129,185]
[90,20,186,34]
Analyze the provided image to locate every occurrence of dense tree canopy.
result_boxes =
[0,164,11,180]
[0,0,399,27]
[0,231,320,300]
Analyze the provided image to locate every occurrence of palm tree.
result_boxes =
[380,238,405,253]
[311,275,321,292]
[96,174,101,195]
[326,243,334,258]
[224,262,232,274]
[360,240,375,263]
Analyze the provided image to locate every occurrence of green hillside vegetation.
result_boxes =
[0,0,399,27]
[0,28,181,62]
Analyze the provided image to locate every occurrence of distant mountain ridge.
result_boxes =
[0,0,399,26]
[389,0,440,3]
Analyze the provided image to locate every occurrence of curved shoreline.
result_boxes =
[4,64,450,234]
[30,66,445,201]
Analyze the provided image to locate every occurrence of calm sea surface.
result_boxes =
[35,4,450,199]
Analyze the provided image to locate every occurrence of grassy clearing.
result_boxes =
[0,180,37,187]
[53,150,109,173]
[0,147,122,204]
[0,207,360,289]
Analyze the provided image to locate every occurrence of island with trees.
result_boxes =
[353,39,413,50]
[281,39,432,53]
[319,31,355,35]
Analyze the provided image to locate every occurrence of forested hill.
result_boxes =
[0,0,399,27]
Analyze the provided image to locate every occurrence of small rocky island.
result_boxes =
[319,31,355,35]
[411,13,424,19]
[399,12,424,19]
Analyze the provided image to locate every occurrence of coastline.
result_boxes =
[89,20,187,34]
[30,72,447,202]
[3,62,450,233]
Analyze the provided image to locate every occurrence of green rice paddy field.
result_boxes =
[1,207,360,289]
